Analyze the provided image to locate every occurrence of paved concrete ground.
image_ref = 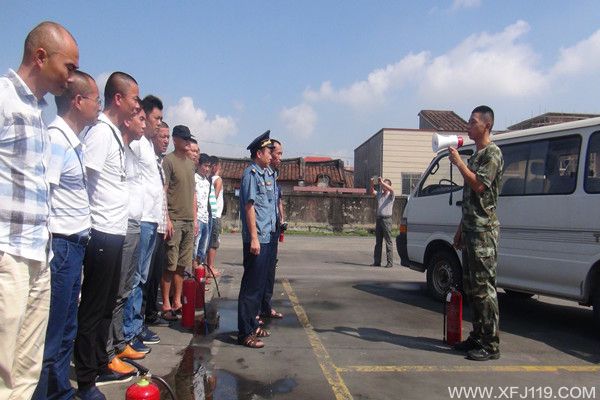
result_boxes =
[208,234,600,400]
[100,233,600,399]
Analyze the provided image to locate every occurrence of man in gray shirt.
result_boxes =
[369,177,395,268]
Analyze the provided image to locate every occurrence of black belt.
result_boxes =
[52,233,90,245]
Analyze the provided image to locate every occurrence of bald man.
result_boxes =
[0,21,78,400]
[74,71,140,393]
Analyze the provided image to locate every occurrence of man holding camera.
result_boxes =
[369,177,395,268]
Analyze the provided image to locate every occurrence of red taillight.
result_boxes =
[399,218,407,234]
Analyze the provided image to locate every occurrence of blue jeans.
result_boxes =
[124,221,157,341]
[33,234,87,400]
[194,219,211,263]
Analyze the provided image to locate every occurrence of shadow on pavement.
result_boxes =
[354,281,600,364]
[314,326,454,355]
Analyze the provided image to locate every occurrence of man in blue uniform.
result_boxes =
[238,131,276,348]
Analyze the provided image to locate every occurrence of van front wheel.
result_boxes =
[426,250,462,301]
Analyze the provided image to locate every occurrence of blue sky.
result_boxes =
[2,1,600,165]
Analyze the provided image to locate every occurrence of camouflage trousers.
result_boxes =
[461,228,500,352]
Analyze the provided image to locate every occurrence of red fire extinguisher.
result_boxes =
[444,287,463,345]
[181,277,196,329]
[126,376,160,400]
[194,265,206,309]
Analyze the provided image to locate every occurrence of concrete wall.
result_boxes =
[221,190,408,233]
[354,130,383,189]
[354,128,436,194]
[382,129,436,194]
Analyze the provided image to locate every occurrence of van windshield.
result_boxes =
[418,152,470,196]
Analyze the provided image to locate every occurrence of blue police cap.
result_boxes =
[247,130,274,152]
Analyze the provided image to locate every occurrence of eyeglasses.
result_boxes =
[81,96,102,107]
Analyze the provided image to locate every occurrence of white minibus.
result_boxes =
[397,117,600,328]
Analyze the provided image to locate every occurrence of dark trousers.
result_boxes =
[143,233,166,321]
[374,216,393,266]
[238,239,272,340]
[108,221,140,357]
[74,229,124,389]
[261,232,279,314]
[33,236,86,400]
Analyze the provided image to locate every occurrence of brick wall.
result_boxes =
[221,190,407,233]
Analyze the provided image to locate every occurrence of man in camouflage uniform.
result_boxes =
[449,105,504,361]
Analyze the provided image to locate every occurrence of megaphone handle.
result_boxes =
[449,160,453,206]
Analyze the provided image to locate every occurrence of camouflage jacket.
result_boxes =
[461,142,504,232]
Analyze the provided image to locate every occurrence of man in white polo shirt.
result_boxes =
[74,72,141,396]
[123,95,166,350]
[32,71,99,400]
[105,107,148,372]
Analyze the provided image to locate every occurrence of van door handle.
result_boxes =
[455,201,462,206]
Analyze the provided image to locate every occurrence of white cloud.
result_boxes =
[165,96,237,143]
[551,29,600,76]
[286,21,600,136]
[452,0,481,10]
[299,21,547,114]
[303,52,428,109]
[280,103,317,138]
[419,20,547,101]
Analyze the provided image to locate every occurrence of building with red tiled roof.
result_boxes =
[218,156,353,193]
[418,110,468,132]
[507,112,600,131]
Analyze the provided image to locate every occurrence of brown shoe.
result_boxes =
[108,357,136,374]
[117,344,146,360]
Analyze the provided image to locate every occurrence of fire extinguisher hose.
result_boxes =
[126,359,177,400]
[204,263,221,298]
[151,375,177,400]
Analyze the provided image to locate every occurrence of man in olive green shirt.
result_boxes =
[160,125,196,320]
[449,105,504,361]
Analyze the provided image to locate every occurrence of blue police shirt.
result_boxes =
[240,163,277,243]
[267,166,280,224]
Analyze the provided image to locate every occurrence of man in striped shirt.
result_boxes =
[206,156,223,278]
[0,21,79,400]
[32,70,99,400]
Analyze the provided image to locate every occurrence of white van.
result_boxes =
[397,117,600,328]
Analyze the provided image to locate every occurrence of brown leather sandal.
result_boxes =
[255,326,270,338]
[239,334,264,348]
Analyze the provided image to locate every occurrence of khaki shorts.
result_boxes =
[166,220,194,272]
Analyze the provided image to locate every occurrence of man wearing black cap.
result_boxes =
[237,131,277,348]
[160,125,196,321]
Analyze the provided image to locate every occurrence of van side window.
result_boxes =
[500,135,580,196]
[500,143,528,195]
[418,152,470,197]
[584,131,600,193]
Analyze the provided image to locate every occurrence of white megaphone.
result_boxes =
[432,133,464,152]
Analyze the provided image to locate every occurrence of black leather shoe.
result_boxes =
[453,337,479,352]
[467,347,500,361]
